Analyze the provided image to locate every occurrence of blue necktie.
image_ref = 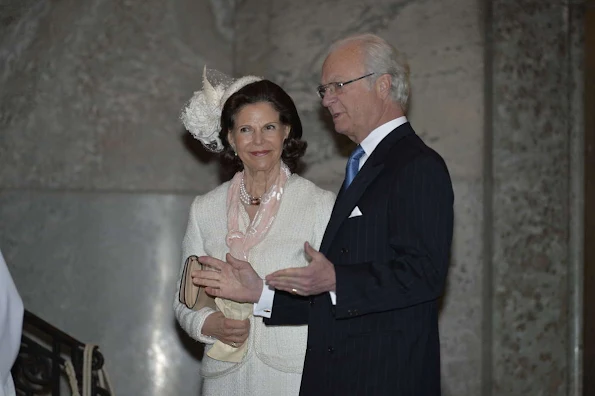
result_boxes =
[343,145,365,191]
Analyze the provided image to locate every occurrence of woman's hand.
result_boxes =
[193,253,263,303]
[202,312,250,348]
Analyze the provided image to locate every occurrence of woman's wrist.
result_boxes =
[201,312,221,339]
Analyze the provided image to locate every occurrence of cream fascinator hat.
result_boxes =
[180,67,262,152]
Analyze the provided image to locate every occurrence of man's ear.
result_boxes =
[376,74,392,99]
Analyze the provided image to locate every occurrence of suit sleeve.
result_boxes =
[264,189,336,326]
[334,155,454,319]
[263,291,311,325]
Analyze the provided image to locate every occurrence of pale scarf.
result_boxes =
[206,162,291,362]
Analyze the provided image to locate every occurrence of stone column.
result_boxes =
[487,1,585,394]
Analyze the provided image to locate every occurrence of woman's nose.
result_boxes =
[253,131,263,144]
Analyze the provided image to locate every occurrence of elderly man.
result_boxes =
[195,33,454,395]
[0,250,23,396]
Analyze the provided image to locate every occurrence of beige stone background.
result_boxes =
[0,0,586,395]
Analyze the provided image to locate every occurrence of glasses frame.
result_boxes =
[316,72,376,99]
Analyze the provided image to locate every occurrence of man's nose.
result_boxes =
[321,92,337,108]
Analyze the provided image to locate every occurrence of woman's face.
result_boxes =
[228,102,290,174]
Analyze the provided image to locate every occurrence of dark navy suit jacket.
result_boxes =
[265,122,454,396]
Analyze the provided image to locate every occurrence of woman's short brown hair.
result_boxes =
[219,80,307,173]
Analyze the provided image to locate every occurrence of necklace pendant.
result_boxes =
[239,176,263,206]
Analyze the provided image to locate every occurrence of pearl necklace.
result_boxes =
[239,177,262,206]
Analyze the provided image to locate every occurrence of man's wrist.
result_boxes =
[253,280,274,318]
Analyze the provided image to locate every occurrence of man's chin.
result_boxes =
[334,127,350,136]
[332,122,347,135]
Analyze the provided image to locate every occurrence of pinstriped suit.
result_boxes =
[265,122,454,395]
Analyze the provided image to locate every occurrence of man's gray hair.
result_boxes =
[329,33,410,112]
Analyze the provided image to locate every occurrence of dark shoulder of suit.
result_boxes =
[383,123,451,179]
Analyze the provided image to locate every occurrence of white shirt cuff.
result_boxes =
[253,281,275,318]
[329,291,337,305]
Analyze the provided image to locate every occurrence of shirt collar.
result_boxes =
[360,116,408,156]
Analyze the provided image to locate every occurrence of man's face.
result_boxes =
[320,43,381,143]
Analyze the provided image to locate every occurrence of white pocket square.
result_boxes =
[348,206,363,218]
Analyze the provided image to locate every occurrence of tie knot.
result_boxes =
[343,145,365,192]
[350,145,365,161]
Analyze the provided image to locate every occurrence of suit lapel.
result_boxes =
[320,123,414,254]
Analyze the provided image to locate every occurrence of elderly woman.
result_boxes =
[174,75,334,395]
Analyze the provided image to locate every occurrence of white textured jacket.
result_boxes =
[174,175,334,378]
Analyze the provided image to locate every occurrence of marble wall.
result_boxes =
[582,3,594,395]
[0,0,236,395]
[0,0,236,193]
[0,0,585,395]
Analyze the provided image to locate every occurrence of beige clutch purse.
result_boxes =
[179,255,216,310]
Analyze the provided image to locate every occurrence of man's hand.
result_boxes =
[202,312,249,348]
[265,242,336,296]
[192,253,263,303]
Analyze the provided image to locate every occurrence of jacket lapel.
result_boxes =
[319,123,414,254]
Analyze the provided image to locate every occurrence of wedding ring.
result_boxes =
[291,288,298,295]
[231,342,237,348]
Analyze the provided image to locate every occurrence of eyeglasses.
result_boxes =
[316,73,375,99]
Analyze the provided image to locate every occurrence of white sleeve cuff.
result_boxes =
[329,291,337,305]
[253,281,275,318]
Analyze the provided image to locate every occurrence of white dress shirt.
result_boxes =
[254,116,408,315]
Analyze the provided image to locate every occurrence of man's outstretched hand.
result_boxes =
[265,242,336,296]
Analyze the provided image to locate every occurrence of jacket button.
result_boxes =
[327,346,334,353]
[309,297,315,306]
[341,247,349,254]
[307,345,312,353]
